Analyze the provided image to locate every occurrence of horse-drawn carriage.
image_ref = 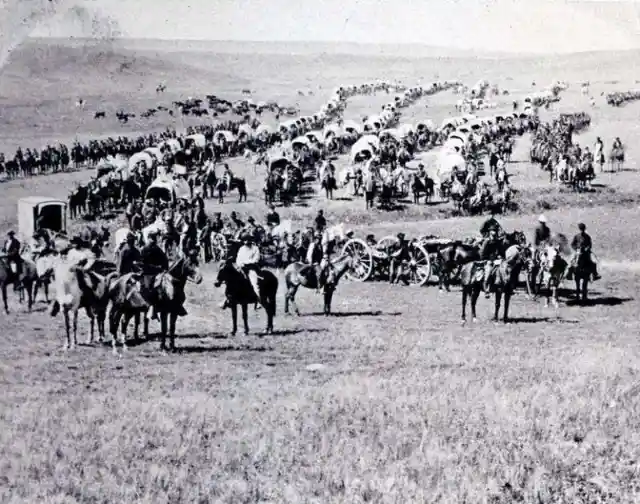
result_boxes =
[18,196,67,240]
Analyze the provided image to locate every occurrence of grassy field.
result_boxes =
[2,40,640,503]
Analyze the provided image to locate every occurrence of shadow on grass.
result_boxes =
[504,316,551,324]
[305,310,402,317]
[565,296,633,307]
[176,344,271,354]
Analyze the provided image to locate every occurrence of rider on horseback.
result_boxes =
[566,223,601,281]
[480,210,503,239]
[481,228,503,298]
[236,234,262,302]
[306,231,325,292]
[533,215,551,248]
[140,230,170,320]
[4,231,22,287]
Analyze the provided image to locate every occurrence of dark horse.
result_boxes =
[108,255,202,352]
[568,248,593,302]
[0,255,38,312]
[220,176,248,202]
[283,254,354,316]
[436,231,527,291]
[214,260,278,335]
[459,245,528,323]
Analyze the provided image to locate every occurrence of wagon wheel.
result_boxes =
[406,242,432,286]
[342,238,373,282]
[210,232,228,262]
[377,235,398,252]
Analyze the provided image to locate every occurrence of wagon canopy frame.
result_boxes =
[18,196,67,239]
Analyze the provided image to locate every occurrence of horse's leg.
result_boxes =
[575,278,581,301]
[72,309,79,348]
[461,287,468,322]
[582,278,589,301]
[289,284,301,316]
[63,310,71,350]
[169,313,177,352]
[493,291,502,321]
[242,304,249,336]
[2,285,8,313]
[471,287,480,322]
[86,306,95,345]
[159,312,167,351]
[266,295,274,334]
[25,281,33,312]
[230,304,238,336]
[503,293,511,323]
[111,309,123,353]
[324,289,334,316]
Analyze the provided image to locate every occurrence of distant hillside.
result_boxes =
[0,40,245,101]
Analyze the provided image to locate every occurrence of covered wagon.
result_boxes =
[18,196,67,240]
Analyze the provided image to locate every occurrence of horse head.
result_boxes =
[168,255,202,285]
[214,259,235,288]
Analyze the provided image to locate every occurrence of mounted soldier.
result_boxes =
[479,210,503,239]
[235,234,262,303]
[3,231,22,288]
[481,228,503,298]
[140,229,170,320]
[567,223,600,281]
[305,231,325,292]
[117,232,141,276]
[533,214,551,255]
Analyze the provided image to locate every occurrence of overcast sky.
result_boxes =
[34,0,640,54]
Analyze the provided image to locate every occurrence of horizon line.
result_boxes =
[27,36,640,58]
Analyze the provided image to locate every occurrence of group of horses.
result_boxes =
[433,231,593,322]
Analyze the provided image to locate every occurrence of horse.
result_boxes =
[109,255,203,352]
[321,171,337,199]
[410,174,435,204]
[531,245,567,309]
[459,245,527,323]
[436,231,526,291]
[219,176,247,202]
[214,260,278,335]
[283,254,353,316]
[50,259,117,349]
[0,255,39,312]
[569,248,593,303]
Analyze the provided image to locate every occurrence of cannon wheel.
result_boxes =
[377,235,398,252]
[342,238,373,282]
[407,242,432,286]
[210,232,228,262]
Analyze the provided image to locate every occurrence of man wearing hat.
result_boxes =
[140,229,170,319]
[3,230,22,286]
[266,204,280,228]
[243,216,259,242]
[479,209,503,239]
[533,215,551,248]
[389,233,411,284]
[235,233,262,303]
[567,223,600,281]
[117,232,141,276]
[480,228,503,298]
